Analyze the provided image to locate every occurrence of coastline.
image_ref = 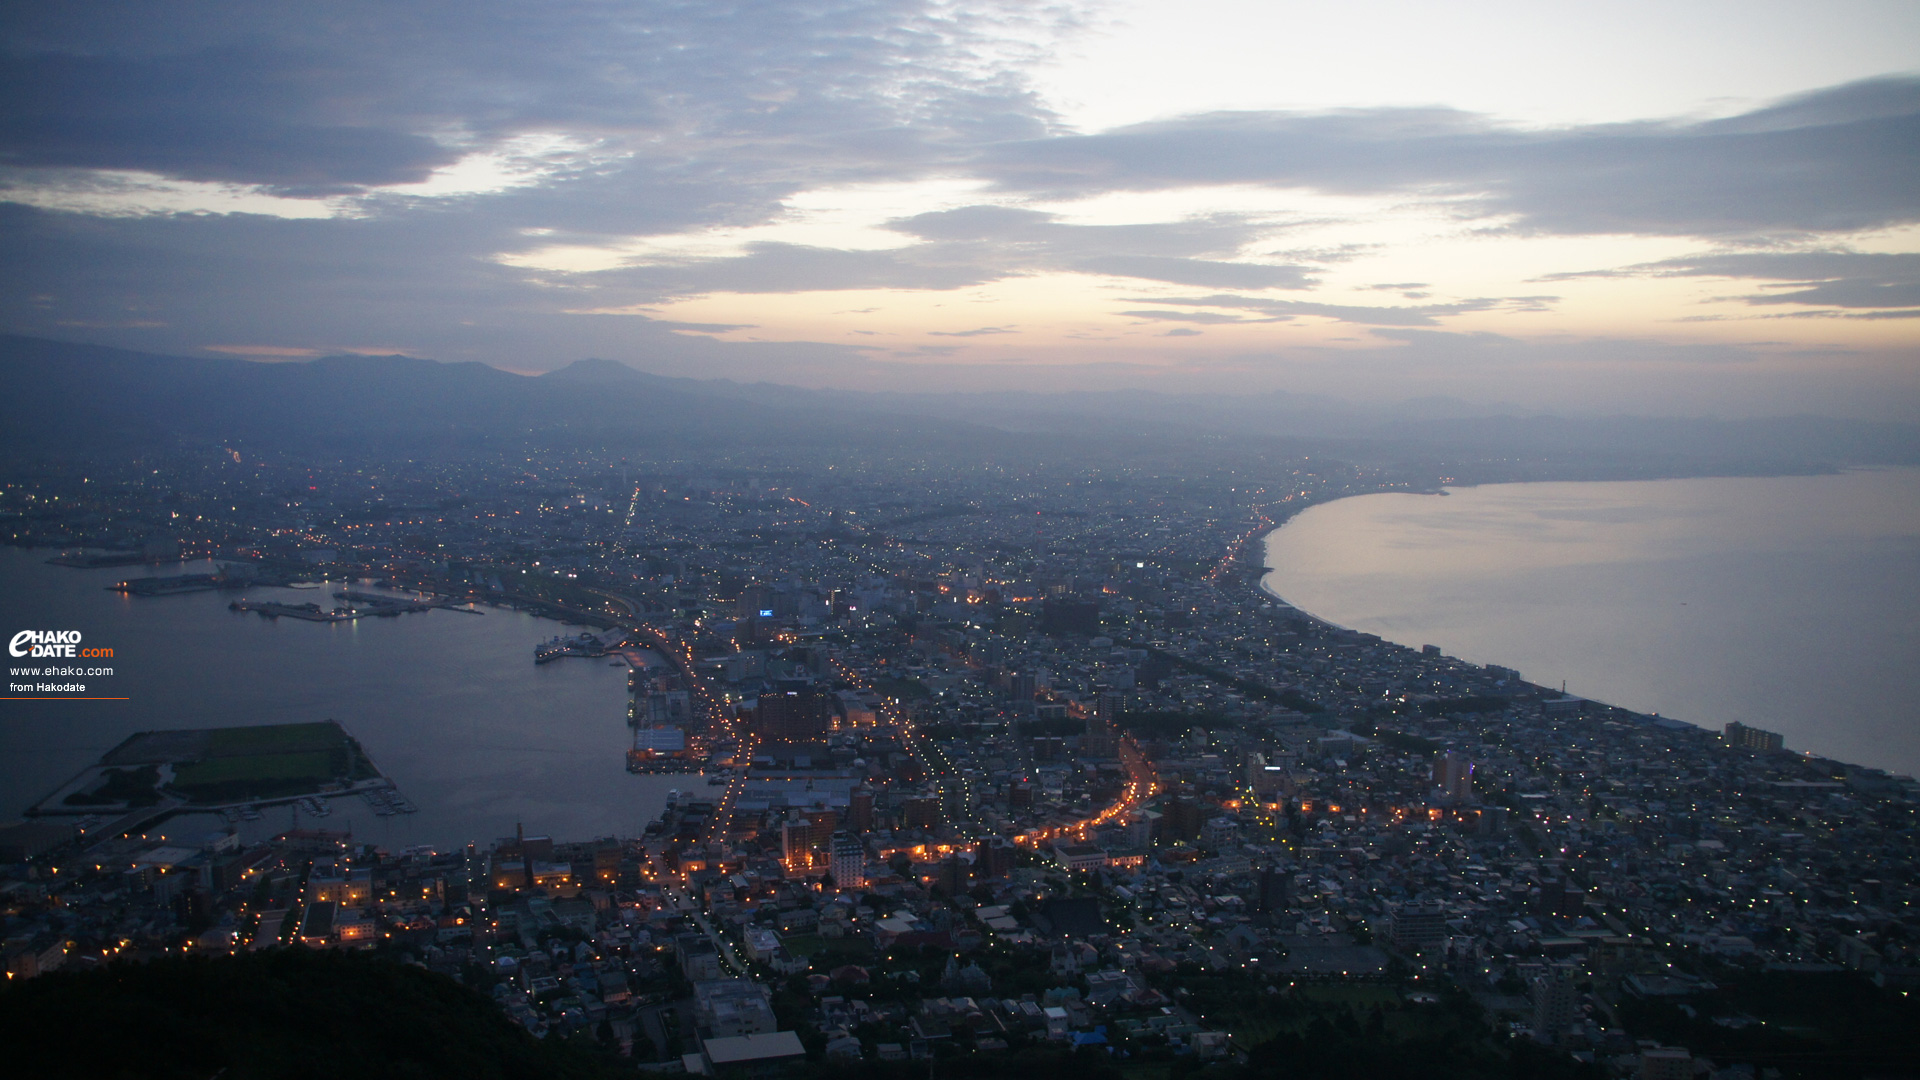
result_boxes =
[0,547,665,849]
[1244,471,1920,778]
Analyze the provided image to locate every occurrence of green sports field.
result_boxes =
[93,721,383,804]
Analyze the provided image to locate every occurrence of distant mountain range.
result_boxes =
[0,336,991,457]
[659,376,1920,477]
[3,335,1916,479]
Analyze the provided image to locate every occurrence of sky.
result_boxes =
[2,0,1918,418]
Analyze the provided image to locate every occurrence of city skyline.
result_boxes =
[7,5,1920,1075]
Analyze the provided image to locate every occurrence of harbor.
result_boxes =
[24,722,400,841]
[229,589,483,622]
[2,546,687,850]
[533,630,621,663]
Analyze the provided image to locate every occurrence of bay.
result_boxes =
[0,548,684,849]
[1261,468,1920,776]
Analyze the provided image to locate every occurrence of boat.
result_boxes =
[240,805,261,821]
[535,631,611,664]
[287,581,324,590]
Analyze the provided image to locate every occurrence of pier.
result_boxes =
[228,590,480,622]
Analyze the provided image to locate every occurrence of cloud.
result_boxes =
[1,0,1064,202]
[1123,293,1540,327]
[1546,250,1920,312]
[876,204,1312,289]
[1750,280,1920,309]
[655,320,757,334]
[203,344,325,358]
[605,243,999,294]
[1071,255,1309,289]
[979,78,1920,238]
[0,5,1912,419]
[886,205,1263,259]
[0,48,461,192]
[1119,309,1273,324]
[519,200,1315,297]
[1364,328,1765,366]
[927,326,1016,336]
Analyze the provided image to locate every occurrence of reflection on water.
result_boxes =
[1263,468,1920,776]
[0,549,682,848]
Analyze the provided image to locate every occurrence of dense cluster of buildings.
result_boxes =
[5,445,1917,1077]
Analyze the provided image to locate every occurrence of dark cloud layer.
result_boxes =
[0,49,461,191]
[980,79,1920,238]
[3,0,1054,198]
[1546,250,1920,313]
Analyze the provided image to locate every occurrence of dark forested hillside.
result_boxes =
[0,949,627,1080]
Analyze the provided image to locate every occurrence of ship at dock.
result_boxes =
[534,630,620,664]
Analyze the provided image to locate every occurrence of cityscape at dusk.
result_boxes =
[2,3,1918,1079]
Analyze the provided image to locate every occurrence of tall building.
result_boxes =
[976,837,1017,880]
[1725,722,1785,752]
[491,828,552,890]
[901,794,940,831]
[738,583,774,619]
[1162,797,1207,843]
[1255,864,1286,918]
[781,818,814,870]
[1433,752,1474,803]
[935,853,967,896]
[592,839,623,887]
[846,786,874,833]
[829,832,866,889]
[1002,670,1037,703]
[1637,1048,1693,1080]
[1388,902,1448,950]
[1248,753,1290,797]
[1086,690,1128,756]
[1041,596,1102,636]
[753,687,834,742]
[1530,974,1579,1042]
[693,978,777,1037]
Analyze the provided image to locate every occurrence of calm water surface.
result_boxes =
[0,548,684,848]
[1262,468,1920,776]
